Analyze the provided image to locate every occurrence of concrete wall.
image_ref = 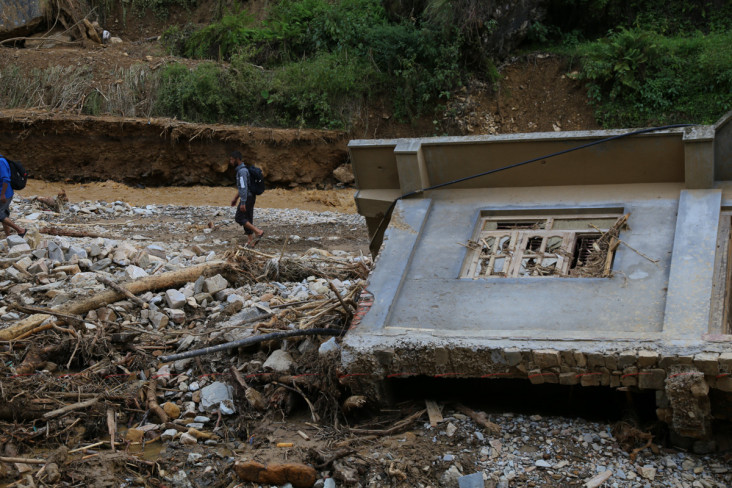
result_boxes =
[346,112,732,357]
[351,114,732,242]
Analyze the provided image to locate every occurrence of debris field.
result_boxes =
[0,191,730,488]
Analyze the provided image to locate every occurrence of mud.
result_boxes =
[23,179,359,213]
[0,108,349,187]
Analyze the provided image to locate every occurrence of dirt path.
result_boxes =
[24,179,359,213]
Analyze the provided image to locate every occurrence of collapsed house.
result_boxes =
[341,111,732,449]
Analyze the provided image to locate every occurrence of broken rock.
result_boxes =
[199,381,233,411]
[234,460,317,488]
[263,349,295,372]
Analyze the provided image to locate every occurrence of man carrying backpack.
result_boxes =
[0,155,26,239]
[229,150,265,247]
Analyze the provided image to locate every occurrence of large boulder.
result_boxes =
[0,0,45,40]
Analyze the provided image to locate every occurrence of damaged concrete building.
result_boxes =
[341,111,732,448]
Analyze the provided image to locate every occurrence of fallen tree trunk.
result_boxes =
[0,261,229,341]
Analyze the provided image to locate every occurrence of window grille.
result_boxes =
[462,214,626,278]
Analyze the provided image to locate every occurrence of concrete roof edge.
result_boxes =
[348,127,688,148]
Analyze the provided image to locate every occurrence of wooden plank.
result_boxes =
[425,400,443,427]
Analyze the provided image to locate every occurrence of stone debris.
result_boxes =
[0,195,729,487]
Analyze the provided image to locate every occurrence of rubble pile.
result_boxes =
[0,194,730,487]
[0,195,373,486]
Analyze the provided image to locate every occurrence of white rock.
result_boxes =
[165,289,187,309]
[263,349,295,372]
[318,337,340,356]
[179,432,197,445]
[204,274,229,294]
[7,235,28,247]
[125,265,149,280]
[639,466,656,481]
[161,429,178,441]
[199,382,233,411]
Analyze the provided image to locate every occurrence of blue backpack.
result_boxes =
[1,156,27,190]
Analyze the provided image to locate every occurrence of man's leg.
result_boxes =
[243,222,263,246]
[243,195,264,246]
[2,217,25,237]
[0,197,25,237]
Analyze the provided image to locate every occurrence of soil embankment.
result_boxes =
[0,108,349,187]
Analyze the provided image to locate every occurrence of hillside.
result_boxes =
[0,0,600,187]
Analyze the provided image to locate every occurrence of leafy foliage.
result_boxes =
[543,0,732,38]
[158,0,469,128]
[578,29,732,126]
[155,63,237,123]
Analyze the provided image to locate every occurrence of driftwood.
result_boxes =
[146,379,168,423]
[0,456,47,465]
[107,409,117,452]
[96,275,148,309]
[0,261,229,341]
[159,327,342,363]
[15,343,65,375]
[11,304,85,327]
[35,190,68,212]
[350,409,426,436]
[453,403,501,435]
[43,397,100,420]
[40,226,104,238]
[230,366,267,411]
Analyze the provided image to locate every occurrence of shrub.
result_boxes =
[264,52,375,128]
[158,0,467,126]
[155,63,236,123]
[579,29,732,126]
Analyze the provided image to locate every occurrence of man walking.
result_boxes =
[230,150,264,247]
[0,155,26,239]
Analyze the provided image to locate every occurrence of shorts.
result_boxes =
[0,195,12,220]
[234,194,256,234]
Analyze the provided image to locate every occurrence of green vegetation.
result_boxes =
[529,0,732,127]
[151,0,731,130]
[576,29,732,126]
[156,0,470,128]
[7,0,729,130]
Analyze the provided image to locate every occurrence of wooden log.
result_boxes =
[234,460,317,488]
[40,226,103,238]
[425,399,443,427]
[0,261,229,341]
[0,456,46,465]
[107,409,117,452]
[453,403,501,435]
[43,397,100,420]
[349,409,426,436]
[146,379,168,424]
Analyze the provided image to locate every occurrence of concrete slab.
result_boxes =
[342,112,732,440]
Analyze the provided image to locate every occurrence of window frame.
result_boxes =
[462,213,623,279]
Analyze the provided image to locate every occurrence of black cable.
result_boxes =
[369,123,693,253]
[159,327,344,362]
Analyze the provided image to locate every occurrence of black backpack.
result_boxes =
[1,156,27,191]
[248,165,265,195]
